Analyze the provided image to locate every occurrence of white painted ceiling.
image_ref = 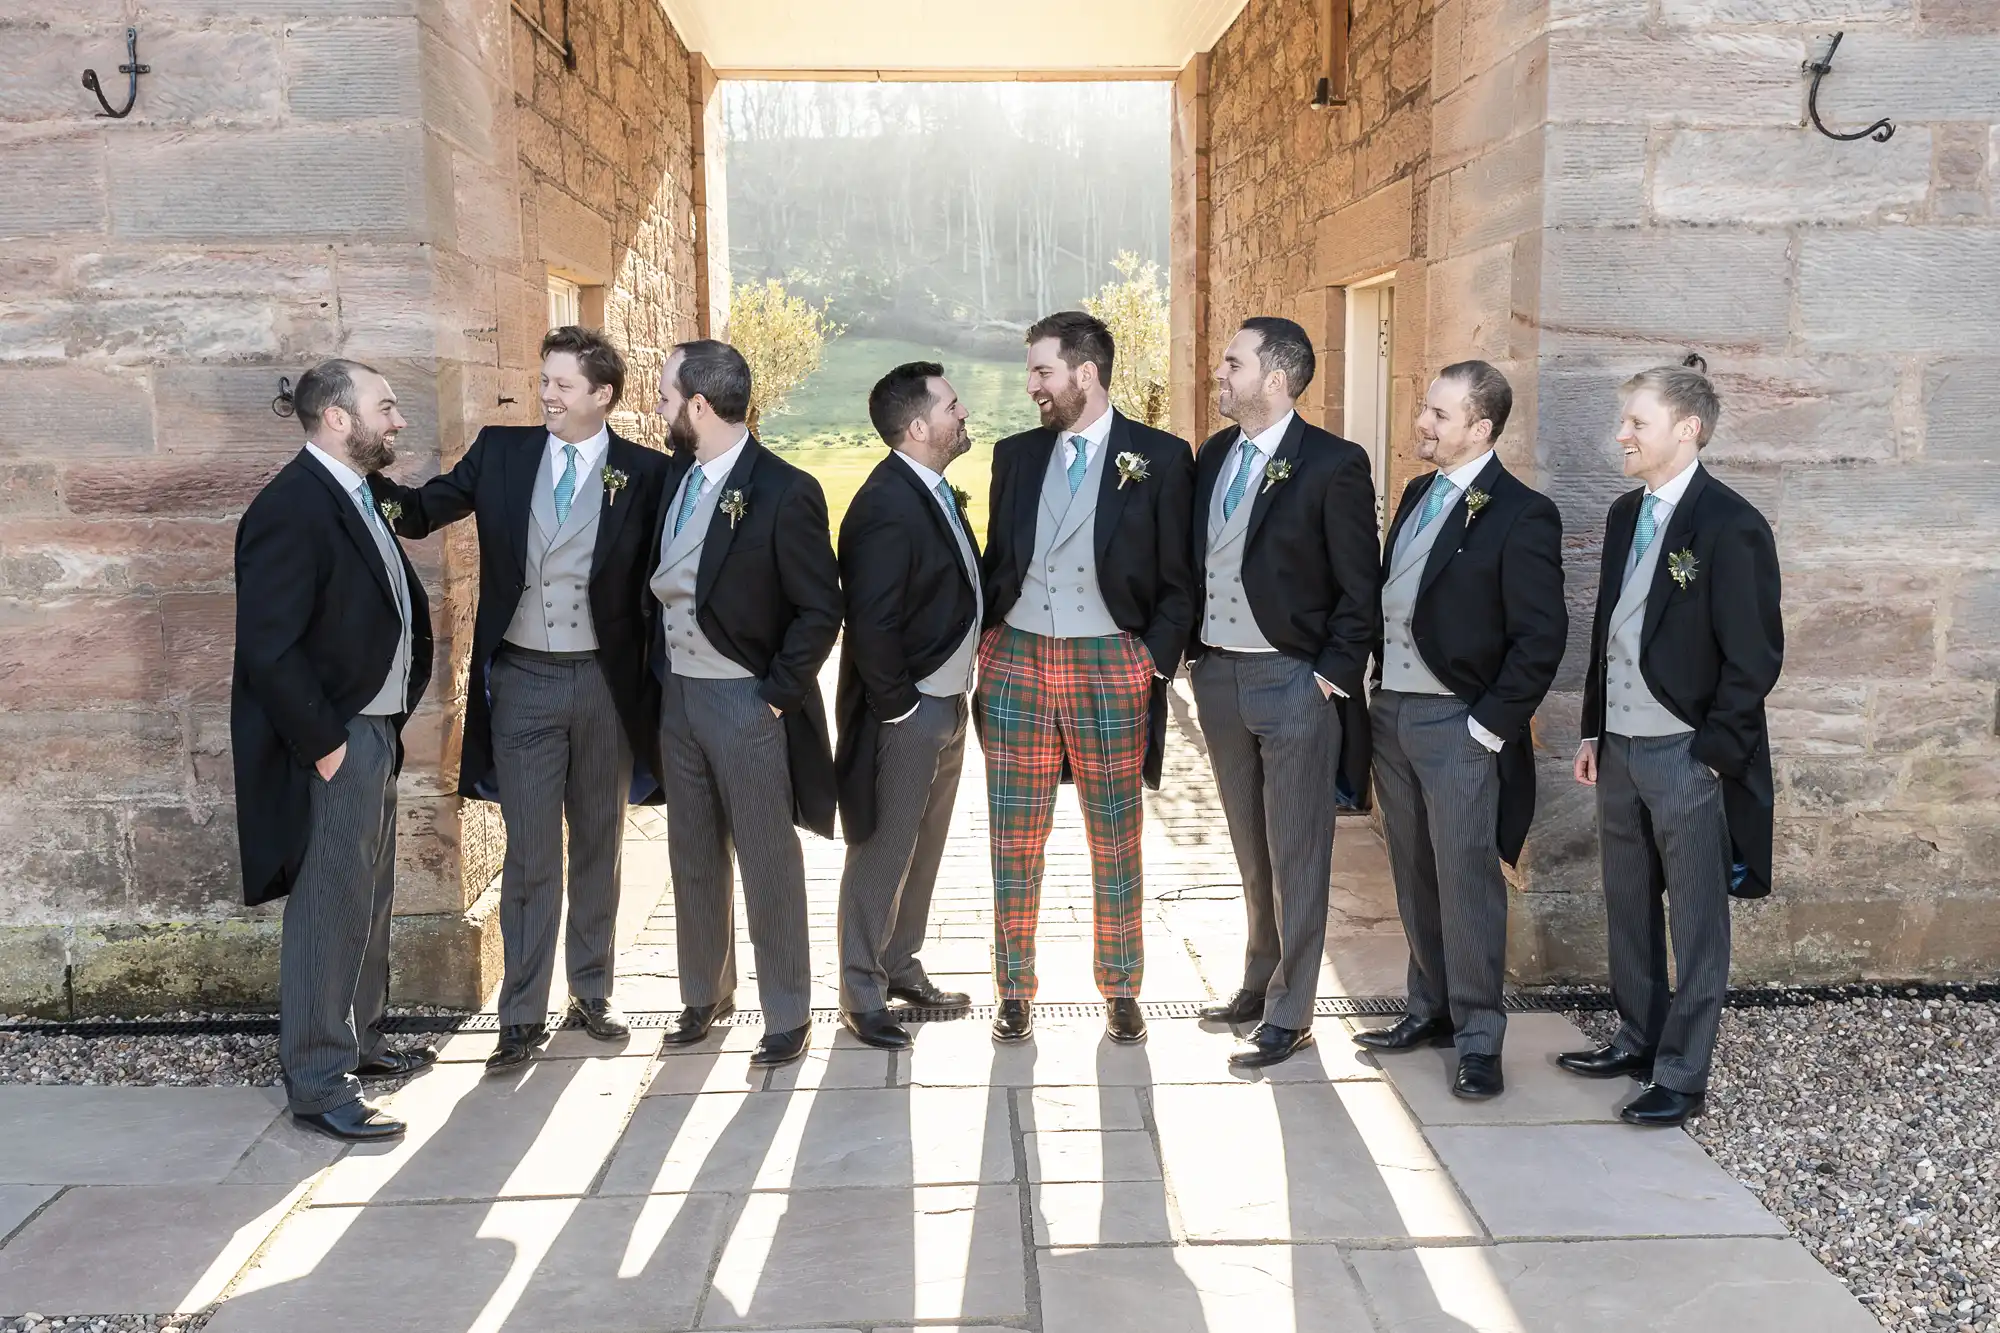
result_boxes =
[658,0,1250,75]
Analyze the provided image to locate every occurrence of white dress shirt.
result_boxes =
[678,432,750,512]
[1061,402,1115,472]
[542,423,610,500]
[305,440,367,498]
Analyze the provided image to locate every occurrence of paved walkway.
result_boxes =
[0,682,1880,1331]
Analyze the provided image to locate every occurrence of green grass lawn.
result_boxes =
[758,336,1041,539]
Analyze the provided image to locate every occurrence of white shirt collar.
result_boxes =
[691,431,750,487]
[895,449,947,494]
[305,441,367,497]
[1443,448,1496,492]
[1236,410,1296,460]
[1063,404,1116,462]
[547,423,610,476]
[1646,456,1701,509]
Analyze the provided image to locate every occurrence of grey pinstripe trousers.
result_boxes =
[836,694,966,1013]
[1598,731,1733,1094]
[489,649,630,1026]
[660,673,813,1031]
[1191,651,1340,1030]
[1371,689,1509,1056]
[279,714,398,1116]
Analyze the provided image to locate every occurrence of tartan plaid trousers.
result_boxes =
[975,624,1153,1000]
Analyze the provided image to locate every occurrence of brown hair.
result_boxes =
[1623,354,1721,448]
[1439,360,1514,441]
[292,358,382,434]
[542,325,627,406]
[1025,310,1115,389]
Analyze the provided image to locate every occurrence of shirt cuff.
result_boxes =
[1313,674,1348,699]
[1468,716,1504,752]
[886,703,920,724]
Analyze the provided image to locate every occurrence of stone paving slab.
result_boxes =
[1349,1238,1882,1331]
[312,1054,654,1205]
[1153,1080,1480,1242]
[1429,1123,1789,1239]
[436,1024,666,1063]
[0,1185,57,1242]
[1023,1129,1162,1183]
[902,1016,1379,1089]
[0,1183,301,1315]
[1356,1013,1635,1126]
[700,1184,1025,1327]
[209,1194,730,1333]
[1018,1084,1145,1132]
[1038,1243,1378,1333]
[0,1087,284,1185]
[1030,1180,1176,1246]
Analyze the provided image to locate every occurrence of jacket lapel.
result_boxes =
[501,430,538,583]
[1641,464,1709,650]
[1011,427,1060,561]
[1417,453,1504,601]
[302,450,398,610]
[1244,412,1307,551]
[1192,429,1229,555]
[1091,411,1137,570]
[588,432,640,582]
[695,436,763,607]
[885,454,976,593]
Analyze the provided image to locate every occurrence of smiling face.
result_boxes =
[1215,328,1281,427]
[1616,387,1703,490]
[328,368,406,472]
[1414,374,1491,473]
[1025,337,1091,432]
[541,350,614,442]
[912,375,972,469]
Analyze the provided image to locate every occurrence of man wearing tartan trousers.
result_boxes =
[977,310,1196,1045]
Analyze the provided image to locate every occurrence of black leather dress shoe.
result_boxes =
[750,1023,812,1067]
[662,1001,734,1047]
[486,1023,548,1072]
[886,979,972,1011]
[1557,1043,1654,1081]
[1200,989,1266,1024]
[1453,1053,1505,1100]
[1228,1023,1313,1068]
[568,998,630,1042]
[295,1099,407,1143]
[992,999,1033,1043]
[355,1044,438,1080]
[1620,1083,1705,1126]
[1106,998,1147,1044]
[841,1008,912,1051]
[1353,1014,1454,1051]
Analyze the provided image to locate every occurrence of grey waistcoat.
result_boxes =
[504,452,602,653]
[1003,437,1120,640]
[1379,498,1455,696]
[1603,529,1691,738]
[1202,449,1277,651]
[356,499,413,716]
[920,493,983,697]
[650,465,754,680]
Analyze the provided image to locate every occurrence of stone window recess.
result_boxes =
[547,273,607,331]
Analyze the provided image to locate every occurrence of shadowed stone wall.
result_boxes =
[0,0,697,1014]
[1198,0,2000,982]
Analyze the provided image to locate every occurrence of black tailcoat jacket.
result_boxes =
[1185,414,1383,805]
[369,424,674,804]
[233,449,435,906]
[1377,455,1568,865]
[651,436,845,838]
[1583,464,1784,897]
[834,454,983,843]
[980,409,1196,789]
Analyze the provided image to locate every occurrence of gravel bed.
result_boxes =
[1574,994,2000,1333]
[1,1318,211,1332]
[0,1010,463,1088]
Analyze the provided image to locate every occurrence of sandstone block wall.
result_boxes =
[0,0,697,1015]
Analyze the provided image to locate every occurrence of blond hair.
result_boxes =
[1622,354,1720,448]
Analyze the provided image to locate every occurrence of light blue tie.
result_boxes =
[1221,438,1259,521]
[1414,473,1457,532]
[673,465,705,538]
[935,479,963,535]
[552,444,579,525]
[1632,492,1662,560]
[353,483,405,622]
[1065,436,1089,494]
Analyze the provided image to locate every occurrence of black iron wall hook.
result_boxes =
[1802,32,1894,143]
[82,27,148,119]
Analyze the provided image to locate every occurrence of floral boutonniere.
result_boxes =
[719,488,748,529]
[377,499,403,526]
[1114,451,1150,489]
[1463,487,1491,521]
[1261,458,1293,494]
[601,466,629,506]
[1667,547,1699,589]
[950,484,971,516]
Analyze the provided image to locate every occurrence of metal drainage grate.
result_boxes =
[1,981,1994,1039]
